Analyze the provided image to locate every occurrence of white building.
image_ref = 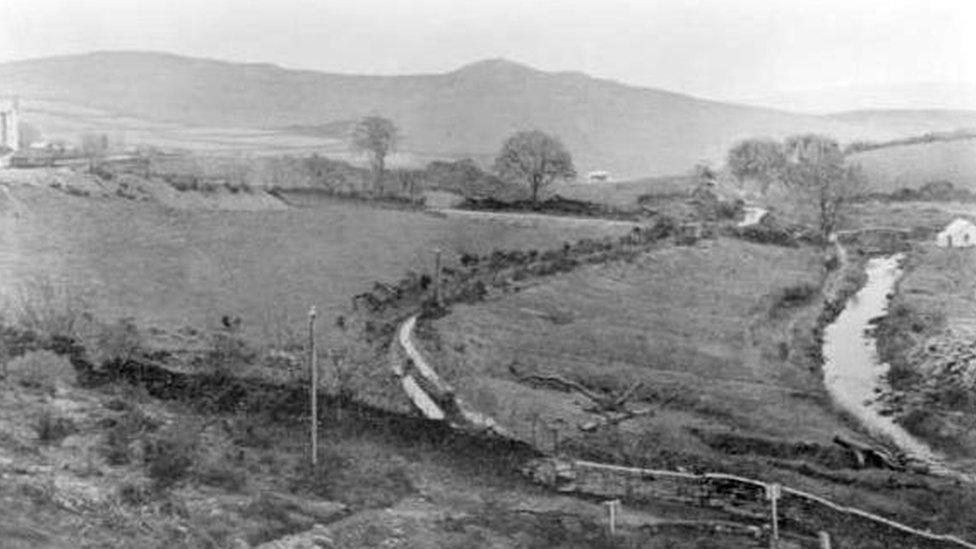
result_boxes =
[587,170,611,183]
[0,97,20,152]
[936,218,976,248]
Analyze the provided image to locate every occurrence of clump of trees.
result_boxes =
[494,130,576,206]
[727,134,865,240]
[351,116,399,194]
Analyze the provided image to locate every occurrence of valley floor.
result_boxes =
[5,170,976,546]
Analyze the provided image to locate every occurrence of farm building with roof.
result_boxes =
[936,218,976,248]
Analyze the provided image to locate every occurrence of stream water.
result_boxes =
[821,253,973,480]
[821,254,937,457]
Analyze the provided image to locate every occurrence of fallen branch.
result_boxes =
[509,362,645,414]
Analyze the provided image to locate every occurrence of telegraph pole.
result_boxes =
[308,305,318,467]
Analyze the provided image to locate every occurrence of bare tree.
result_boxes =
[494,130,576,205]
[726,134,864,240]
[351,116,399,194]
[726,138,786,193]
[783,134,864,239]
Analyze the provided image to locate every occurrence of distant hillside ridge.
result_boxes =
[2,51,973,178]
[844,129,976,154]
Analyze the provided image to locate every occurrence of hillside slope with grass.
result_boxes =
[850,138,976,192]
[0,51,926,179]
[829,109,976,135]
[0,170,633,348]
[423,238,844,449]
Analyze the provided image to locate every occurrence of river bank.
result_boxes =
[873,242,976,467]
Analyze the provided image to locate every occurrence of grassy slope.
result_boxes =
[850,138,976,192]
[0,182,631,346]
[828,109,976,135]
[426,238,846,444]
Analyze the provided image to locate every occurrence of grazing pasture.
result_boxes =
[0,182,632,346]
[850,138,976,192]
[423,237,862,451]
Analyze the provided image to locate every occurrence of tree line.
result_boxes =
[726,134,864,239]
[350,116,574,206]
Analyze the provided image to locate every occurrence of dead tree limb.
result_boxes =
[509,362,645,414]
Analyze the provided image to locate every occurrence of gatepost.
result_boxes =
[766,482,781,548]
[603,499,620,538]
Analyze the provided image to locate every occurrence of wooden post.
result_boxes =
[308,305,318,467]
[433,248,443,307]
[818,531,831,549]
[767,483,781,548]
[550,426,559,455]
[603,499,620,537]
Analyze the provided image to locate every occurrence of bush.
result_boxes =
[90,317,144,365]
[5,350,76,390]
[734,222,798,247]
[35,410,77,443]
[776,283,818,308]
[117,481,154,506]
[196,461,246,491]
[103,406,159,466]
[294,447,416,509]
[13,278,89,341]
[145,421,200,488]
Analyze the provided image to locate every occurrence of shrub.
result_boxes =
[204,323,256,379]
[196,461,247,491]
[89,317,144,365]
[294,448,416,509]
[13,278,89,341]
[6,350,76,390]
[103,406,159,465]
[35,410,77,443]
[145,421,200,488]
[117,481,154,506]
[734,223,797,247]
[776,283,818,308]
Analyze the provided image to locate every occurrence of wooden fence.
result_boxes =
[527,458,976,549]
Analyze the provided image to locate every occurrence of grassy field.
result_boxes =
[0,179,633,348]
[425,237,850,447]
[849,138,976,192]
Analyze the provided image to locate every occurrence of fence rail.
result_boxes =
[560,459,976,549]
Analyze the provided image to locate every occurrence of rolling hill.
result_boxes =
[849,138,976,192]
[1,51,971,179]
[827,109,976,136]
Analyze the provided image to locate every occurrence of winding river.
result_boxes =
[822,253,972,481]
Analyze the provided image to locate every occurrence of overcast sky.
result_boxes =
[2,0,975,108]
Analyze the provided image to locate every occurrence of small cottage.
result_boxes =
[936,218,976,248]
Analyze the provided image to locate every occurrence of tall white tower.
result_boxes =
[0,96,20,151]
